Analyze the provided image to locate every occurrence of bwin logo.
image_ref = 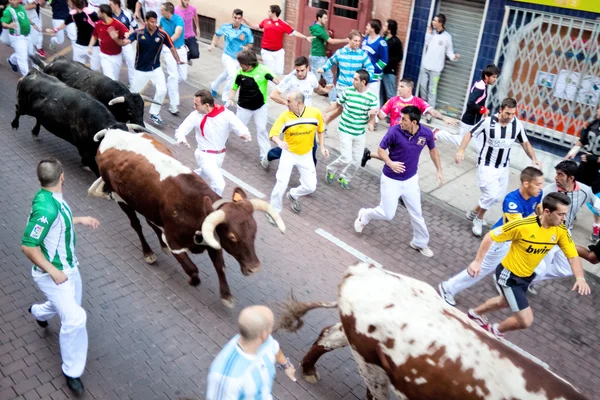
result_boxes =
[525,245,550,255]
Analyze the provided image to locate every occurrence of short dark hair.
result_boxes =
[270,5,281,16]
[145,11,157,20]
[401,106,421,123]
[386,19,397,36]
[481,64,500,80]
[237,50,258,68]
[99,4,112,15]
[71,0,85,9]
[37,158,63,187]
[542,192,571,213]
[108,0,120,6]
[316,9,327,21]
[500,97,517,109]
[520,166,543,183]
[233,8,243,17]
[355,69,370,85]
[399,77,414,89]
[294,56,309,68]
[162,1,174,14]
[435,13,446,27]
[555,160,578,179]
[195,89,214,107]
[368,19,382,34]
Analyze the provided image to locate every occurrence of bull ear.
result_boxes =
[232,187,248,202]
[203,196,214,215]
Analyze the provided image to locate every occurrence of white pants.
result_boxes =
[211,54,239,102]
[30,268,88,378]
[444,241,510,295]
[194,150,226,196]
[261,48,284,76]
[162,46,188,108]
[51,19,77,45]
[130,68,167,115]
[270,149,317,213]
[121,43,136,85]
[531,246,573,284]
[435,122,476,147]
[326,132,365,182]
[477,165,509,210]
[360,173,430,248]
[236,105,270,158]
[367,80,381,99]
[8,34,32,76]
[72,43,100,71]
[100,52,123,81]
[29,16,42,50]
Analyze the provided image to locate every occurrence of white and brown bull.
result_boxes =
[279,263,588,400]
[88,129,285,307]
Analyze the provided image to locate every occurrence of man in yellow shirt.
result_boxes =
[268,91,328,216]
[465,192,590,338]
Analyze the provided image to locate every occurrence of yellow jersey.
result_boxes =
[269,106,324,155]
[490,215,577,277]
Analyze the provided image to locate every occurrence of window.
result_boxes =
[197,14,215,40]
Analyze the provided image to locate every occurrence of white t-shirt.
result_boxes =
[276,70,319,106]
[23,0,40,21]
[139,0,166,16]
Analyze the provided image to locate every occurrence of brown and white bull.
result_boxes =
[279,263,588,400]
[88,129,285,307]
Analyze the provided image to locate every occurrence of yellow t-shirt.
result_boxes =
[269,106,324,155]
[491,215,577,277]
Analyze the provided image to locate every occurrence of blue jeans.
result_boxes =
[268,137,318,166]
[309,55,337,102]
[381,73,397,106]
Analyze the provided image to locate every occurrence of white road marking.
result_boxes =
[221,169,266,199]
[314,228,383,268]
[143,124,177,144]
[502,339,550,370]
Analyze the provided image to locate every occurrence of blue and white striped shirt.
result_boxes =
[215,23,254,59]
[322,46,374,90]
[206,335,280,400]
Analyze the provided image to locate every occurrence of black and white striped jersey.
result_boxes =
[542,182,600,230]
[471,115,528,168]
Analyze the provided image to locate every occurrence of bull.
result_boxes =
[87,129,286,307]
[11,70,146,176]
[279,263,588,400]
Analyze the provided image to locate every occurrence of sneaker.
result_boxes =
[265,212,276,226]
[36,48,47,58]
[210,89,218,97]
[528,283,540,295]
[465,209,477,221]
[409,241,434,258]
[64,374,85,394]
[472,217,484,237]
[361,148,371,167]
[467,308,488,327]
[325,171,335,185]
[425,114,432,123]
[398,197,406,208]
[354,208,366,233]
[169,105,179,115]
[438,282,456,306]
[485,322,505,339]
[7,58,17,72]
[28,307,48,328]
[150,114,164,126]
[286,191,301,213]
[188,59,193,66]
[260,157,270,170]
[338,177,350,190]
[49,41,56,51]
[591,226,600,242]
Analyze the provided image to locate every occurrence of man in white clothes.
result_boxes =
[23,0,45,58]
[174,90,251,196]
[134,0,165,22]
[418,13,459,111]
[110,0,137,86]
[159,1,187,115]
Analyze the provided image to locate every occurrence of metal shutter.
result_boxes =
[435,0,486,118]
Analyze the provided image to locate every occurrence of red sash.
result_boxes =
[200,105,225,136]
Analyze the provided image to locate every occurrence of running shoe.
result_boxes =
[484,322,505,339]
[472,217,484,237]
[169,105,179,115]
[64,374,85,394]
[465,209,477,221]
[49,41,56,51]
[265,212,276,226]
[467,308,488,327]
[150,114,164,126]
[398,197,406,208]
[527,284,540,295]
[361,148,371,167]
[409,241,434,258]
[591,225,600,242]
[260,157,270,170]
[354,208,366,233]
[286,191,301,213]
[28,306,48,328]
[325,171,335,184]
[438,282,456,306]
[338,177,350,190]
[36,48,47,58]
[210,89,218,97]
[7,58,17,72]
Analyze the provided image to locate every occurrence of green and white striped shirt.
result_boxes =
[338,88,379,136]
[21,189,78,274]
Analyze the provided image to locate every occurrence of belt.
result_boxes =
[10,33,21,36]
[201,148,226,154]
[262,48,281,52]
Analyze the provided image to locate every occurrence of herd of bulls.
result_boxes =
[9,58,588,399]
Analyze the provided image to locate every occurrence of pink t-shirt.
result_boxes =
[381,96,432,126]
[175,5,196,39]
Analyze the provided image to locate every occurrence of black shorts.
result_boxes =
[495,264,535,312]
[589,243,600,261]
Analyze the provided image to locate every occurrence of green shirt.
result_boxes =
[232,64,275,111]
[21,189,78,273]
[338,88,379,136]
[309,22,329,57]
[1,5,31,36]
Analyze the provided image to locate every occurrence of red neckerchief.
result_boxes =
[200,105,225,136]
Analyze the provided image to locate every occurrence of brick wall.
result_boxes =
[283,0,300,72]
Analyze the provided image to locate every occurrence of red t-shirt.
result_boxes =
[93,18,129,55]
[258,18,294,51]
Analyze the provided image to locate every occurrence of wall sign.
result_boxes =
[514,0,600,13]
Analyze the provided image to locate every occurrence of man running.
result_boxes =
[49,0,76,50]
[89,4,129,80]
[174,90,250,196]
[110,0,137,85]
[175,0,200,64]
[159,1,186,115]
[23,0,45,58]
[1,0,38,76]
[134,0,165,22]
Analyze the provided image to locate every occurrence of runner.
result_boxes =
[110,0,137,85]
[174,0,200,64]
[22,0,45,58]
[1,0,37,76]
[88,4,129,80]
[361,19,388,103]
[159,1,186,115]
[49,0,76,49]
[134,0,165,22]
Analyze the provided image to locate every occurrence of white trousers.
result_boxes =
[477,165,509,210]
[236,105,270,158]
[270,149,317,213]
[30,268,88,378]
[326,132,365,182]
[211,54,239,102]
[130,68,167,115]
[29,16,42,50]
[261,48,285,76]
[531,246,573,284]
[162,47,188,108]
[100,52,123,81]
[51,19,77,45]
[194,150,226,196]
[121,43,136,85]
[8,34,32,76]
[444,241,510,295]
[360,173,430,248]
[72,43,100,71]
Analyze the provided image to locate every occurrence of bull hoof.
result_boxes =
[221,297,235,309]
[82,165,92,172]
[144,253,157,264]
[161,246,171,255]
[189,275,201,286]
[11,121,18,130]
[303,371,320,384]
[32,133,40,141]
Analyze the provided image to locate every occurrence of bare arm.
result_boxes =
[193,13,200,37]
[568,257,591,295]
[134,2,142,20]
[243,18,260,30]
[455,131,473,163]
[21,246,67,284]
[291,30,311,41]
[169,46,183,63]
[327,37,349,45]
[429,147,443,185]
[269,89,287,105]
[324,103,343,124]
[520,141,541,168]
[171,26,183,42]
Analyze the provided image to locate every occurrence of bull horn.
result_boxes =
[94,129,109,142]
[126,123,152,134]
[140,95,163,106]
[249,199,286,233]
[108,96,126,106]
[200,209,226,249]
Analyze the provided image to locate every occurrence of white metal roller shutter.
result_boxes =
[435,0,486,118]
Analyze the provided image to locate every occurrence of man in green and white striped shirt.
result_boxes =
[21,158,99,395]
[324,69,378,190]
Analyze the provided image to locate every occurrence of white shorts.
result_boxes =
[261,48,285,75]
[476,165,509,210]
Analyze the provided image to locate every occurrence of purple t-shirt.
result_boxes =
[175,5,196,39]
[380,124,435,181]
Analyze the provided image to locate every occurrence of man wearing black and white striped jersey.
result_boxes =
[456,97,540,237]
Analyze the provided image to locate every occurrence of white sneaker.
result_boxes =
[465,209,477,221]
[169,105,179,115]
[438,282,456,306]
[260,157,270,169]
[354,208,366,233]
[409,241,434,258]
[472,217,484,237]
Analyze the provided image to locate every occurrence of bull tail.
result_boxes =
[277,291,338,333]
[29,55,47,71]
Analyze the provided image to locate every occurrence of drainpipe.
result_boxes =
[281,0,286,20]
[399,0,416,78]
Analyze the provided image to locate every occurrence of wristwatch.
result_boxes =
[277,357,292,370]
